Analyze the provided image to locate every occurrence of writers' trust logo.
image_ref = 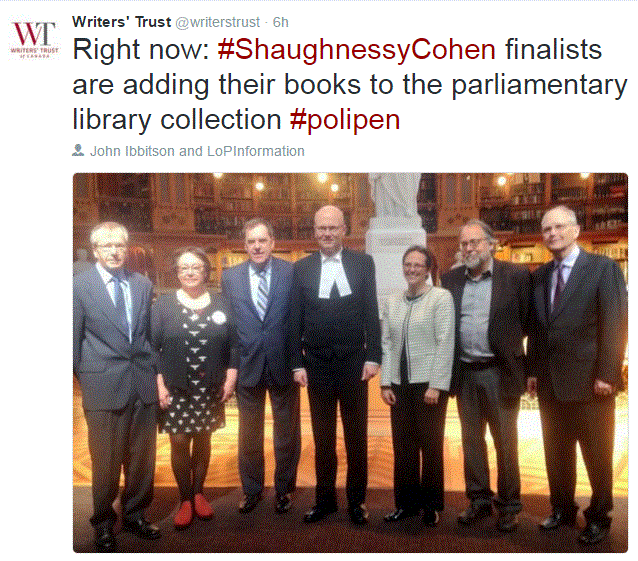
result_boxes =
[10,21,59,60]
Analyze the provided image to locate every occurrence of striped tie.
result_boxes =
[256,270,268,320]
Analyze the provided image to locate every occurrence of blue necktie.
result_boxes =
[256,270,268,321]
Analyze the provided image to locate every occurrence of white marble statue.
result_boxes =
[368,173,421,218]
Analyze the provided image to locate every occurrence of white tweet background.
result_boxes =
[3,0,636,556]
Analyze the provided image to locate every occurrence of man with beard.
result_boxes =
[441,219,530,532]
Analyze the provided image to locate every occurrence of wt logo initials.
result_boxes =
[10,21,59,59]
[13,22,56,46]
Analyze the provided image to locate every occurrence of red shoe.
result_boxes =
[174,501,193,530]
[194,493,214,519]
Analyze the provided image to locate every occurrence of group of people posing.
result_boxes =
[73,204,627,552]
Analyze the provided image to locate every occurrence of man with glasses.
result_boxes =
[441,219,530,532]
[527,206,627,545]
[73,221,160,551]
[290,205,381,525]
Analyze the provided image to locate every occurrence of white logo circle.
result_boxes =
[211,311,227,325]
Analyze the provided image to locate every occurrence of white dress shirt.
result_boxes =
[96,262,132,342]
[318,249,352,298]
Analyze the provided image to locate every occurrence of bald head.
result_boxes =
[541,205,577,229]
[314,205,346,256]
[315,205,345,226]
[541,205,580,259]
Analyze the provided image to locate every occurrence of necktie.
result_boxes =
[552,263,564,313]
[256,270,268,320]
[113,273,130,334]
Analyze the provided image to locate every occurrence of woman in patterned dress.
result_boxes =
[380,245,455,526]
[151,247,237,529]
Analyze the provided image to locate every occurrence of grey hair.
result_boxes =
[90,221,129,247]
[243,217,275,239]
[460,219,497,244]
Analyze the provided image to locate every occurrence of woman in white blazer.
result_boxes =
[380,246,455,526]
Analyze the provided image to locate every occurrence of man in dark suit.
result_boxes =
[290,205,381,525]
[73,222,160,552]
[527,205,627,545]
[441,219,530,532]
[221,218,301,515]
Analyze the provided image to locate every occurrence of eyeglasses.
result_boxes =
[315,226,342,233]
[177,265,205,274]
[459,238,488,250]
[403,263,426,270]
[541,223,573,235]
[95,243,127,252]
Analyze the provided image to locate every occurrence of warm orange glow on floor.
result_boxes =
[73,381,628,497]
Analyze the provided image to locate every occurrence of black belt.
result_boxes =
[460,358,498,371]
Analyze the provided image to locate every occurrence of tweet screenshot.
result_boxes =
[5,0,633,555]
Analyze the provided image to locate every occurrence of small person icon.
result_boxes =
[73,144,84,156]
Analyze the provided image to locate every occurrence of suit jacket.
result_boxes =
[151,291,233,391]
[380,286,455,390]
[441,259,531,400]
[221,257,294,387]
[73,266,156,411]
[527,248,628,402]
[290,248,381,368]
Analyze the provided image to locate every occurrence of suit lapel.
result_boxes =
[488,260,504,326]
[128,270,142,334]
[450,267,466,328]
[309,251,322,298]
[264,258,282,318]
[240,261,261,320]
[550,249,589,321]
[535,263,551,327]
[341,248,355,289]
